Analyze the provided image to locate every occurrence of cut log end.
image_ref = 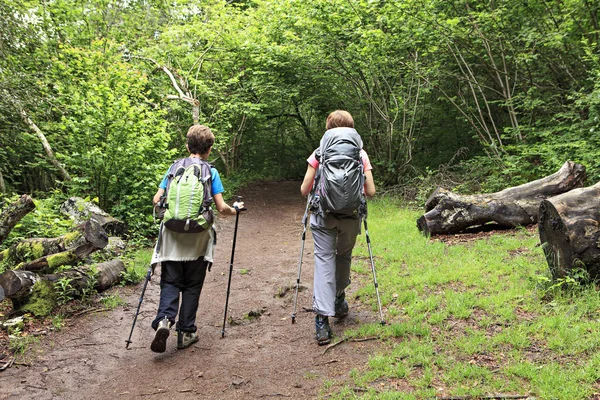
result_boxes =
[416,215,431,236]
[539,200,572,279]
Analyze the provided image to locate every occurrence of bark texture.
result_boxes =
[0,195,36,245]
[539,182,600,280]
[417,161,586,235]
[0,270,39,300]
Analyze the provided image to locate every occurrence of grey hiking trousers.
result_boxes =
[310,213,361,316]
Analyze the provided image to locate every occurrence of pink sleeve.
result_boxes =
[360,150,373,171]
[307,151,319,169]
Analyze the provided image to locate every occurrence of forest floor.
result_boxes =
[0,181,388,400]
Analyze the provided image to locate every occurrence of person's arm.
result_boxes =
[300,165,316,196]
[364,170,376,198]
[213,193,243,216]
[153,188,165,205]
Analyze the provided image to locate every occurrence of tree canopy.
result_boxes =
[1,0,599,234]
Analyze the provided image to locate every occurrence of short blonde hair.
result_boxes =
[326,110,354,130]
[186,125,215,155]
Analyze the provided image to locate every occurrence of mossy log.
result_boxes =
[539,182,600,280]
[0,194,36,245]
[417,161,586,235]
[0,259,125,303]
[17,220,108,272]
[60,197,126,235]
[0,222,96,264]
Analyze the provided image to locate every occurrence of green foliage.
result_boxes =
[8,333,38,356]
[101,294,125,309]
[120,248,152,285]
[0,192,75,251]
[2,0,600,226]
[45,42,174,236]
[54,277,78,306]
[51,314,66,331]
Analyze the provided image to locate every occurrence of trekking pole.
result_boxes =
[291,194,311,324]
[221,196,247,338]
[125,222,164,349]
[363,216,386,325]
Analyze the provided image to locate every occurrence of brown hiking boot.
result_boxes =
[150,317,171,353]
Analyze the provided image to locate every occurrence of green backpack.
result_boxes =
[162,158,214,233]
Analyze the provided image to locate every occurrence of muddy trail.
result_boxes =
[1,181,383,399]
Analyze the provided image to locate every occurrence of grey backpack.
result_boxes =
[312,127,365,217]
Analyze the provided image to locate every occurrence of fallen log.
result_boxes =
[417,161,586,235]
[538,182,600,280]
[0,270,39,301]
[16,220,108,272]
[0,259,125,303]
[60,197,126,235]
[94,259,125,291]
[0,222,97,264]
[0,194,36,245]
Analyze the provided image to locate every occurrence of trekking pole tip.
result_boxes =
[380,320,386,326]
[291,314,296,324]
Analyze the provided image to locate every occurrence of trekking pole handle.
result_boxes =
[234,196,247,212]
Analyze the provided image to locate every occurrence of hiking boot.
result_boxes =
[150,317,171,353]
[177,331,199,349]
[315,314,332,346]
[334,292,349,318]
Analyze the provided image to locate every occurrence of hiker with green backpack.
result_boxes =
[300,110,376,345]
[149,124,244,353]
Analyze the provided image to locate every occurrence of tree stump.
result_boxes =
[417,161,586,235]
[539,182,600,280]
[0,194,36,245]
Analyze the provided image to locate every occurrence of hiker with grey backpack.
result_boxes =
[300,110,376,345]
[149,124,244,353]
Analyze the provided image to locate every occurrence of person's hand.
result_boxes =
[233,201,246,212]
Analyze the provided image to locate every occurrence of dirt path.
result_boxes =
[0,181,382,399]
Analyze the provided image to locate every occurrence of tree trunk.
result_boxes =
[417,161,586,235]
[0,169,5,194]
[60,197,126,235]
[17,220,108,272]
[0,259,124,301]
[539,182,600,280]
[19,109,71,182]
[0,194,36,245]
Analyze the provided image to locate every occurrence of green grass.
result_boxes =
[324,197,600,399]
